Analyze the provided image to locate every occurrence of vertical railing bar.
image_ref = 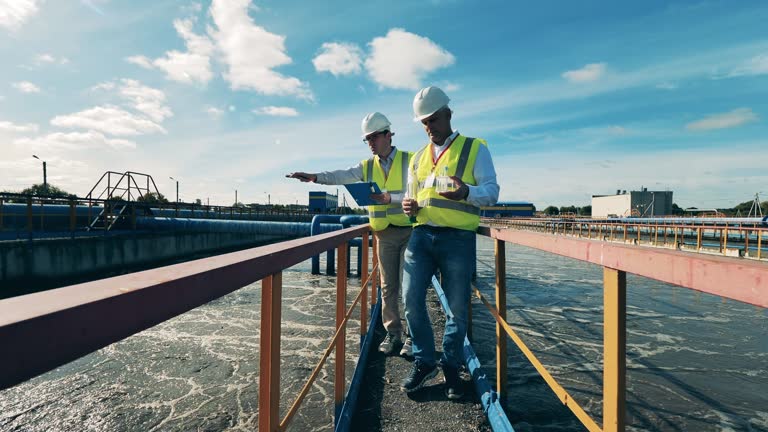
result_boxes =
[258,272,283,432]
[371,234,379,305]
[495,238,508,402]
[758,229,762,260]
[360,230,369,338]
[334,243,348,424]
[603,267,626,432]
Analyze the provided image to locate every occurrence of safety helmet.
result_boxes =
[412,86,450,121]
[361,112,393,138]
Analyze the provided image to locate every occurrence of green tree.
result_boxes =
[20,183,75,199]
[559,205,577,215]
[543,206,559,215]
[579,205,592,216]
[137,192,169,204]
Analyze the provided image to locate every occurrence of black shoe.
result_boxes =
[442,364,465,400]
[400,360,438,393]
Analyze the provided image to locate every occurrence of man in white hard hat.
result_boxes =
[400,86,499,399]
[287,112,415,357]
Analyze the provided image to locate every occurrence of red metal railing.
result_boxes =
[0,225,377,432]
[473,225,768,432]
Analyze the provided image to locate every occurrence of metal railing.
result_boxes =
[485,218,768,261]
[0,193,316,238]
[0,225,378,432]
[472,225,768,432]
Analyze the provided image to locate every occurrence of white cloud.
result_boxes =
[607,125,628,135]
[125,55,153,69]
[685,108,758,131]
[253,106,299,117]
[34,53,68,65]
[208,0,312,99]
[562,63,607,83]
[126,19,214,84]
[12,81,40,93]
[365,28,455,90]
[117,79,172,122]
[51,105,166,136]
[0,0,41,31]
[728,53,768,77]
[313,42,363,76]
[439,81,460,92]
[205,106,225,117]
[0,120,38,133]
[14,131,137,151]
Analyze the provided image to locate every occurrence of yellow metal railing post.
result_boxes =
[335,243,348,421]
[697,227,702,251]
[371,234,379,305]
[259,272,283,432]
[495,238,508,402]
[360,230,369,336]
[603,267,626,432]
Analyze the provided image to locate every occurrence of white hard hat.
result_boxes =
[361,112,393,138]
[412,86,450,121]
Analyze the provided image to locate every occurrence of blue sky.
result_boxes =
[1,0,767,209]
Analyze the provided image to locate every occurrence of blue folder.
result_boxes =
[343,182,382,206]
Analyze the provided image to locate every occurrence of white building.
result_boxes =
[592,188,673,218]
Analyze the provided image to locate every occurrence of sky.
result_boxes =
[1,0,767,209]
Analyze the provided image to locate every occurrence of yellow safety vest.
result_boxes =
[413,135,484,231]
[362,149,414,231]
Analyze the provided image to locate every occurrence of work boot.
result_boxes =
[400,360,438,393]
[399,335,413,357]
[442,363,465,400]
[378,332,401,355]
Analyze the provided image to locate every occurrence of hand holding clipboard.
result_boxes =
[344,182,383,206]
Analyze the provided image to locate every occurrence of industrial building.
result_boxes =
[308,191,338,212]
[592,188,673,218]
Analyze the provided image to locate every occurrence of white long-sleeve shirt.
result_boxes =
[408,131,500,208]
[314,147,405,203]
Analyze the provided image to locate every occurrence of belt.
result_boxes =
[386,224,413,230]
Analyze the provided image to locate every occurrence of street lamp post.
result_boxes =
[169,177,179,203]
[32,155,47,189]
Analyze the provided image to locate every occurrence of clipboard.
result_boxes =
[343,182,381,206]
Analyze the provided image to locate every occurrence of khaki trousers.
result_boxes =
[374,225,412,335]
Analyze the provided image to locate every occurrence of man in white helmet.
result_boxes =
[287,112,415,357]
[400,86,499,399]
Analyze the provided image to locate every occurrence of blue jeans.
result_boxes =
[402,225,475,368]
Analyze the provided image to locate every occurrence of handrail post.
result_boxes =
[371,234,379,305]
[0,198,4,231]
[603,267,626,432]
[495,238,507,402]
[259,272,283,432]
[360,230,369,339]
[334,243,348,424]
[26,196,33,236]
[758,229,762,260]
[69,199,76,238]
[697,227,702,251]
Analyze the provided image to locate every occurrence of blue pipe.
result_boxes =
[137,217,340,237]
[340,215,370,277]
[311,215,343,275]
[334,293,382,431]
[431,275,515,432]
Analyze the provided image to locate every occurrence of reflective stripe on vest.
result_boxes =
[413,135,482,231]
[362,149,413,231]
